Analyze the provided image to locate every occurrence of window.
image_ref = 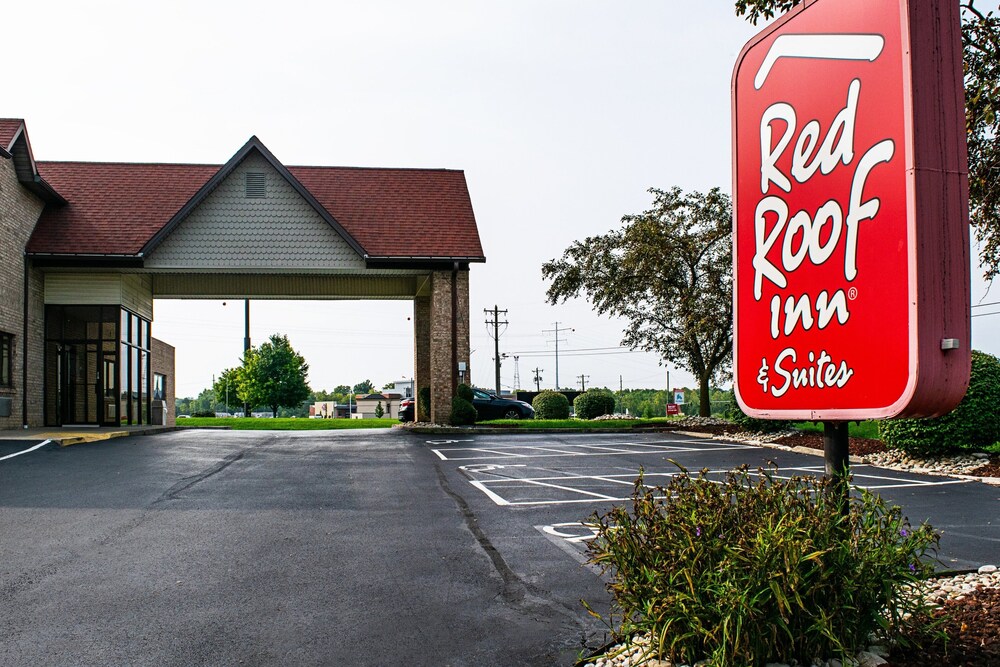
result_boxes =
[0,332,12,387]
[153,373,166,401]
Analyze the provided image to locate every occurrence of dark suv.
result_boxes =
[398,397,415,422]
[471,389,534,420]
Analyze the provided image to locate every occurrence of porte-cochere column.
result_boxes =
[424,269,470,424]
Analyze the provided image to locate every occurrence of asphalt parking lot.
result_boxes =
[1,429,998,666]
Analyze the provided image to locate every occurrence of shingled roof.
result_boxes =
[0,118,24,153]
[24,135,485,264]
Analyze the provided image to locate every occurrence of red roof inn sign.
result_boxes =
[733,0,971,420]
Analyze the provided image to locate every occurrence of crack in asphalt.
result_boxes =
[432,459,586,632]
[157,450,248,503]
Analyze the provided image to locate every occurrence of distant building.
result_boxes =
[387,380,414,398]
[353,393,401,419]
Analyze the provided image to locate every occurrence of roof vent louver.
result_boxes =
[245,172,267,198]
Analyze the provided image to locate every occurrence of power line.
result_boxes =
[532,367,544,391]
[577,374,590,391]
[511,345,627,354]
[971,310,1000,318]
[972,301,1000,309]
[515,350,643,358]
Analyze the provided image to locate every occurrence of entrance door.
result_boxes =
[101,352,118,426]
[59,343,101,425]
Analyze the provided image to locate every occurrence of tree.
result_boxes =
[353,379,374,394]
[542,187,732,417]
[374,401,385,419]
[240,334,312,418]
[212,367,241,414]
[735,0,1000,280]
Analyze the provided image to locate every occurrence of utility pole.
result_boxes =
[542,322,573,389]
[532,367,543,391]
[577,374,589,391]
[484,305,509,395]
[512,355,520,391]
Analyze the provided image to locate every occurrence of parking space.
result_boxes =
[427,431,999,572]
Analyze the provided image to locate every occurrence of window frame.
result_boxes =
[0,331,13,388]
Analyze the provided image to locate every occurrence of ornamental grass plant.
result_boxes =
[585,465,939,667]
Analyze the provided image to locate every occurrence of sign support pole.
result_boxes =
[823,421,850,509]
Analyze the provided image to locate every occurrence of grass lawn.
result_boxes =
[477,417,680,429]
[176,417,394,430]
[795,420,881,439]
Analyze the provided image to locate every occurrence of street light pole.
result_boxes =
[243,299,250,417]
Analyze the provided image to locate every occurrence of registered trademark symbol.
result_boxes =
[848,287,858,300]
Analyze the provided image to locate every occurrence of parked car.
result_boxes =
[471,389,534,420]
[398,397,415,422]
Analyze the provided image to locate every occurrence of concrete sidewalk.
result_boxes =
[0,425,178,447]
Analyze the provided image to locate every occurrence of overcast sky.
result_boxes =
[6,1,998,398]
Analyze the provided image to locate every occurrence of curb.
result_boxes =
[402,426,680,435]
[57,426,182,447]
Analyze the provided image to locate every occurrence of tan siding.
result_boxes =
[44,273,123,305]
[43,274,153,320]
[122,274,153,320]
[151,273,424,299]
[144,153,366,271]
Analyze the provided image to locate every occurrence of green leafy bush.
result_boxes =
[574,389,617,420]
[879,350,1000,455]
[192,410,216,418]
[417,386,431,422]
[586,466,938,667]
[456,383,475,401]
[449,396,477,425]
[726,396,794,433]
[532,390,570,419]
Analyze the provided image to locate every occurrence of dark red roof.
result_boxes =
[0,118,24,151]
[29,162,219,256]
[28,156,484,260]
[290,166,482,259]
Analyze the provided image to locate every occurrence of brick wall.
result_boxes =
[0,157,44,429]
[428,269,470,424]
[151,337,176,427]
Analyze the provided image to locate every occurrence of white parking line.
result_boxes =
[467,467,973,506]
[432,440,757,461]
[0,439,53,462]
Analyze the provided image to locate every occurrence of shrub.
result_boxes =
[449,388,477,425]
[192,410,216,418]
[879,350,1000,455]
[456,383,475,401]
[417,386,431,422]
[575,389,617,420]
[586,466,938,667]
[532,390,570,419]
[726,396,794,433]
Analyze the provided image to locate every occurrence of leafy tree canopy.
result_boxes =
[542,187,732,416]
[735,0,1000,280]
[240,334,312,418]
[353,379,374,394]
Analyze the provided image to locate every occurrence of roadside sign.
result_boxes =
[732,0,971,420]
[666,403,680,416]
[673,390,684,404]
